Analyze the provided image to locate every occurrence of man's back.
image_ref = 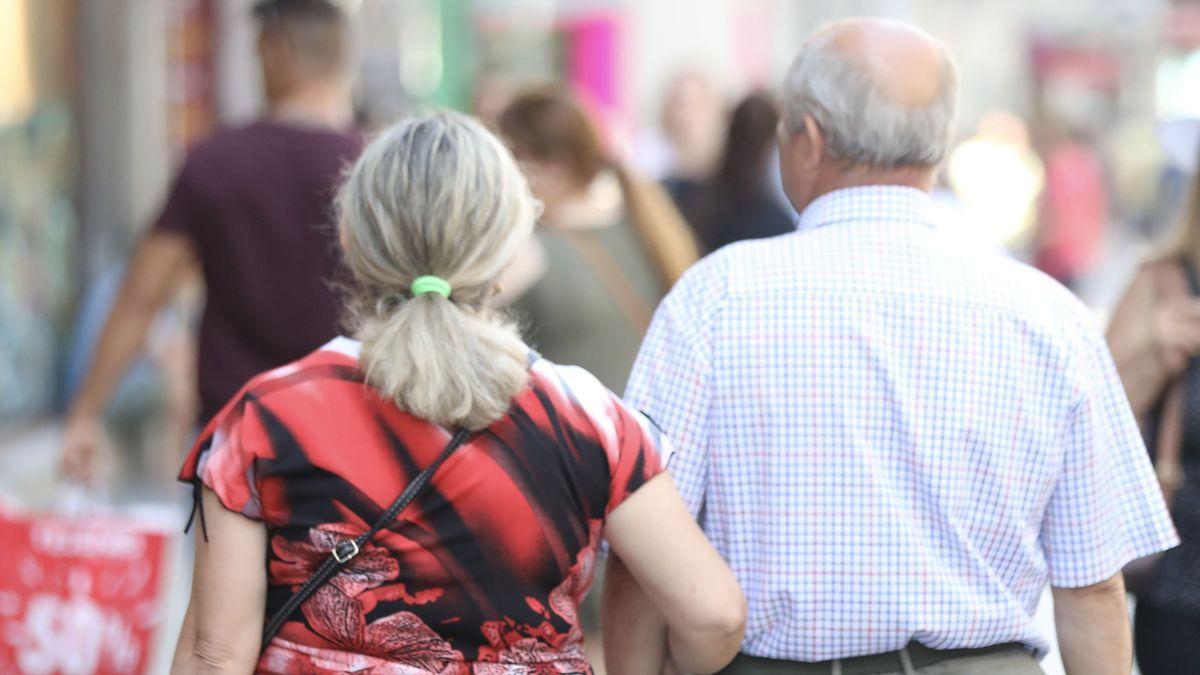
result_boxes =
[627,186,1175,661]
[156,120,361,423]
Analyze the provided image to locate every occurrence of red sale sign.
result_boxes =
[0,505,169,674]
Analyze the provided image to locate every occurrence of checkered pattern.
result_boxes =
[626,186,1178,662]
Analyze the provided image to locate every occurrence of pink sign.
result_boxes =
[0,505,169,675]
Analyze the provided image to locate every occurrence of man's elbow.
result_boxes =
[122,232,193,314]
[1051,572,1129,630]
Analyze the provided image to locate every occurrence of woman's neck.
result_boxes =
[541,171,624,231]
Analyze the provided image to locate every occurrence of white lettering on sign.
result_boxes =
[29,524,144,560]
[4,572,142,674]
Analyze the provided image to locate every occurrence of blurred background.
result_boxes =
[3,0,1200,671]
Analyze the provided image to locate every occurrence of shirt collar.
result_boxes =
[796,186,936,233]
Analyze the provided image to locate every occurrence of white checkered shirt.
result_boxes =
[626,186,1178,662]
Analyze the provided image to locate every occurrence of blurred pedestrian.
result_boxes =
[637,68,726,183]
[655,70,728,232]
[498,88,699,394]
[689,91,796,253]
[61,0,362,480]
[1107,150,1200,675]
[621,18,1177,675]
[1033,128,1110,289]
[170,112,745,673]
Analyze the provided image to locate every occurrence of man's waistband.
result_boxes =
[720,641,1028,675]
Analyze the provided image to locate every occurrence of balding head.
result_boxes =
[782,18,958,168]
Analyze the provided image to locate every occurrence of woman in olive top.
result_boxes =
[498,89,699,394]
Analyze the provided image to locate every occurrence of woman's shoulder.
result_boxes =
[528,357,612,406]
[221,337,364,412]
[254,335,359,385]
[187,338,369,470]
[1139,253,1182,274]
[525,357,636,430]
[1130,253,1190,293]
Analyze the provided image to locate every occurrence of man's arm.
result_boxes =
[1041,328,1177,674]
[62,230,195,480]
[602,554,668,675]
[1052,573,1130,675]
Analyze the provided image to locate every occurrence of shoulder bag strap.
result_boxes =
[560,230,654,335]
[260,428,471,650]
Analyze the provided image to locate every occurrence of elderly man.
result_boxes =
[616,18,1177,675]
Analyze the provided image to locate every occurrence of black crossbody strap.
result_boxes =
[261,428,471,650]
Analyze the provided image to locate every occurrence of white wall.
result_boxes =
[620,0,1167,139]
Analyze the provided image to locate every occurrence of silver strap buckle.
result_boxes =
[332,540,360,563]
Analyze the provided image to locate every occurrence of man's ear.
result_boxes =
[802,115,824,168]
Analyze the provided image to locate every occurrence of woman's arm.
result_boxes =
[171,487,267,674]
[1106,265,1170,419]
[603,473,746,674]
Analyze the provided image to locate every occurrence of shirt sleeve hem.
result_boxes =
[1047,533,1181,589]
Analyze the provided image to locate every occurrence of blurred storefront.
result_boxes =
[1,0,1196,426]
[0,0,78,423]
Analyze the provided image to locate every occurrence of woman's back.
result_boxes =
[513,218,663,394]
[180,337,664,672]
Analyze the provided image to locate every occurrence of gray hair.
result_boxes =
[338,111,539,430]
[782,22,959,168]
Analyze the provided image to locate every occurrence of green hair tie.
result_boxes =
[410,275,452,298]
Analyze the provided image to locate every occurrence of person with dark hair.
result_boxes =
[60,0,362,479]
[655,69,727,227]
[1107,140,1200,675]
[497,88,699,394]
[690,92,796,252]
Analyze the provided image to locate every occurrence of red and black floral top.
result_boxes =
[179,337,667,674]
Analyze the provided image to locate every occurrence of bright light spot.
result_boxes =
[1158,49,1200,118]
[0,0,34,125]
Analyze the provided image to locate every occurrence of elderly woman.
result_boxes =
[169,112,745,674]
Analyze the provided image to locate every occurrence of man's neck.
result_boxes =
[815,164,936,197]
[267,81,352,130]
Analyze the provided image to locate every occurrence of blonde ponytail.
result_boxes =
[338,112,539,430]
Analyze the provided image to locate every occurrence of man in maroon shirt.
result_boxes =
[62,0,362,479]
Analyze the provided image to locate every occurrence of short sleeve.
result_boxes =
[178,394,267,520]
[603,397,670,515]
[624,258,722,520]
[1039,331,1179,587]
[544,365,668,517]
[153,152,203,236]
